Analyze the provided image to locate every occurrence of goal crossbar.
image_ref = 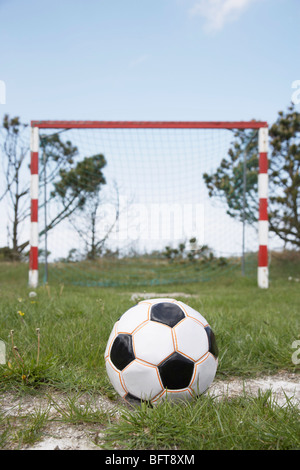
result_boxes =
[31,120,268,129]
[29,120,269,289]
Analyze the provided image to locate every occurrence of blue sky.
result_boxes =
[0,0,299,125]
[0,0,299,258]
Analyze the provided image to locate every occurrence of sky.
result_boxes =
[0,0,299,260]
[0,0,299,125]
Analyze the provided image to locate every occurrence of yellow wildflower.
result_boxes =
[17,310,25,316]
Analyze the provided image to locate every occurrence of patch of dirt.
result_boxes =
[22,423,102,451]
[130,292,198,302]
[1,372,299,450]
[0,391,117,450]
[209,371,300,408]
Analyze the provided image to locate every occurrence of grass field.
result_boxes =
[0,251,299,450]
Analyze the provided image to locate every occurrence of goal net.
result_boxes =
[29,121,269,288]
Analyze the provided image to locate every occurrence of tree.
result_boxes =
[0,115,108,258]
[203,104,300,249]
[68,180,120,260]
[0,115,31,259]
[268,105,300,247]
[203,127,258,224]
[49,153,107,235]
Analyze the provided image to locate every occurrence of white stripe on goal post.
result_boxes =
[28,126,39,288]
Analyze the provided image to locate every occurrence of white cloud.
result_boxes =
[129,54,149,68]
[189,0,258,33]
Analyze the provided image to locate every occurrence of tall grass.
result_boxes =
[102,391,300,450]
[0,252,299,393]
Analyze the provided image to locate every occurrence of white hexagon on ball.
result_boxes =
[117,303,150,334]
[174,317,209,361]
[189,353,218,396]
[122,360,163,401]
[105,358,126,398]
[133,321,174,365]
[176,300,208,326]
[104,322,118,359]
[153,388,193,404]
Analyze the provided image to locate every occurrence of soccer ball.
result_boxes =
[104,298,218,404]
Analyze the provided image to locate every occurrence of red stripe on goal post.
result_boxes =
[29,246,38,271]
[31,199,38,222]
[30,152,39,174]
[259,198,268,221]
[259,152,268,173]
[258,245,268,267]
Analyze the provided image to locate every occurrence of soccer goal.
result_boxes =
[29,120,268,289]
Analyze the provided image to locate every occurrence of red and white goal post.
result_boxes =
[29,120,269,289]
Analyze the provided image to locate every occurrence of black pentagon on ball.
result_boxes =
[150,302,185,328]
[204,326,219,358]
[158,352,194,390]
[110,333,135,371]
